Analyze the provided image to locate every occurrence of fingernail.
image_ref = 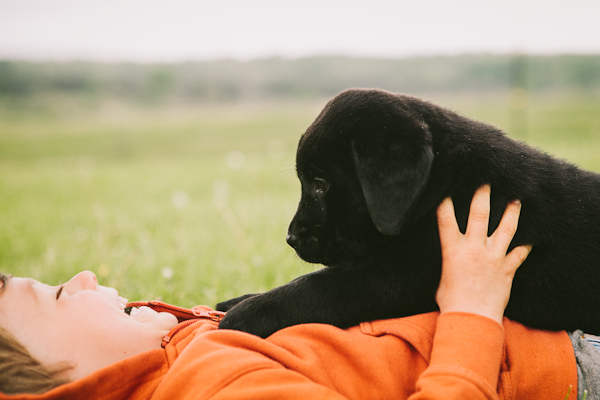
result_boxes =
[512,199,521,206]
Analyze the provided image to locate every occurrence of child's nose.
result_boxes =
[63,270,98,293]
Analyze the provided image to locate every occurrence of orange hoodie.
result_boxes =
[0,302,577,400]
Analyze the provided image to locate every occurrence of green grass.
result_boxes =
[0,99,323,307]
[1,92,599,307]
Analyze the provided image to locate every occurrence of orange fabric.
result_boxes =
[0,309,577,400]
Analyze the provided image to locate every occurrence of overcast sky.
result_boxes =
[1,0,599,62]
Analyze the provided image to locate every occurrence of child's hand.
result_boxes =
[435,185,532,324]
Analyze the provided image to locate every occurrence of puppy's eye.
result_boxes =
[314,178,330,194]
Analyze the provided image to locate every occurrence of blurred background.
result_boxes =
[1,0,599,306]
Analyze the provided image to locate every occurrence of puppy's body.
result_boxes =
[217,89,600,338]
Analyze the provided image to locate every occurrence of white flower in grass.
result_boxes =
[213,180,230,206]
[172,190,190,210]
[251,255,264,266]
[226,150,246,169]
[161,267,174,281]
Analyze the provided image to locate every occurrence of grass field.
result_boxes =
[1,92,599,308]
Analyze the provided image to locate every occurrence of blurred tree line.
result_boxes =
[0,54,598,105]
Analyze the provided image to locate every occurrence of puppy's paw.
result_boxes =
[218,294,287,338]
[215,293,257,312]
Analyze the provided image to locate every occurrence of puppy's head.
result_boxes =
[287,89,434,266]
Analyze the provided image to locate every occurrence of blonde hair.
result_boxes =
[0,273,70,394]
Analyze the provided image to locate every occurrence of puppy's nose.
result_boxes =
[286,234,298,248]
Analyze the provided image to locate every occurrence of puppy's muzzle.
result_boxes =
[286,233,299,248]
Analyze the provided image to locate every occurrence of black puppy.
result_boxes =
[217,88,600,338]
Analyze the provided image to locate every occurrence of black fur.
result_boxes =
[216,88,600,338]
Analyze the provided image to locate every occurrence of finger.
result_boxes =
[437,197,460,248]
[465,184,491,239]
[504,244,532,274]
[490,199,522,250]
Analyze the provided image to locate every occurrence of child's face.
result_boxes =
[0,271,178,380]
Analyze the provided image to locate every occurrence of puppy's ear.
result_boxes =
[352,123,433,235]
